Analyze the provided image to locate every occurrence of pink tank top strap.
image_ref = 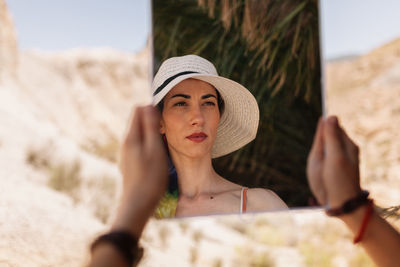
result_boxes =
[240,187,248,214]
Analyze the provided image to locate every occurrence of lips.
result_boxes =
[186,132,208,143]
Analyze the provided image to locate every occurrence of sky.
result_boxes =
[321,0,400,59]
[6,1,400,58]
[6,0,150,52]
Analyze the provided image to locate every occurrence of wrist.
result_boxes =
[90,230,143,266]
[326,190,369,216]
[339,202,375,225]
[339,200,375,244]
[111,194,155,237]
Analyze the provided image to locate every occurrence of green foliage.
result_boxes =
[155,191,178,218]
[153,0,321,206]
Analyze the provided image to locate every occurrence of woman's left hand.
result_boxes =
[113,105,168,237]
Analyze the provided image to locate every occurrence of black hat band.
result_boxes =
[153,71,199,96]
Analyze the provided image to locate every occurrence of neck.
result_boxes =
[169,151,220,199]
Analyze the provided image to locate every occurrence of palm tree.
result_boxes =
[153,0,321,206]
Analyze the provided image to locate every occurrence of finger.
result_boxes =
[308,117,324,162]
[338,124,359,163]
[323,116,345,157]
[142,105,163,149]
[125,106,144,145]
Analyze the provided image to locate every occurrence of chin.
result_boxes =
[182,146,213,159]
[186,150,211,159]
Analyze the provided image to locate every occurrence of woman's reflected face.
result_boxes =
[160,78,220,158]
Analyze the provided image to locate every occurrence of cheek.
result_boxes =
[208,112,220,135]
[162,113,183,136]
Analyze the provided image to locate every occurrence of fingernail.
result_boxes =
[327,116,338,126]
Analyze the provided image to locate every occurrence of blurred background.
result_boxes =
[1,0,399,266]
[321,0,400,215]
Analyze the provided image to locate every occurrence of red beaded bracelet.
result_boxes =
[353,199,374,244]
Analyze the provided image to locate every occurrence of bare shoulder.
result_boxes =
[246,188,288,212]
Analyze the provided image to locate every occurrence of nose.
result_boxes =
[189,104,205,126]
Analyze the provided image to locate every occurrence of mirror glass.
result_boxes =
[1,0,151,264]
[320,0,400,208]
[152,0,323,218]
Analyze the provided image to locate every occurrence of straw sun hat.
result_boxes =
[152,54,259,158]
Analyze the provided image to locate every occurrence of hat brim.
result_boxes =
[153,73,259,158]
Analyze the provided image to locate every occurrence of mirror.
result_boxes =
[320,0,400,208]
[1,0,152,264]
[152,0,323,218]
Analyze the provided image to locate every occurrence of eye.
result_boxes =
[173,101,187,107]
[203,101,216,106]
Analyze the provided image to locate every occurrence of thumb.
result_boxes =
[308,117,324,163]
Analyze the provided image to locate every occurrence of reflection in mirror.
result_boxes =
[152,0,322,218]
[0,0,151,265]
[320,0,400,208]
[140,209,376,266]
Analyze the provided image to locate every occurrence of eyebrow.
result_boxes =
[171,94,190,99]
[201,94,217,99]
[170,93,217,99]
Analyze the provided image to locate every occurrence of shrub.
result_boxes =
[48,160,82,203]
[82,137,119,163]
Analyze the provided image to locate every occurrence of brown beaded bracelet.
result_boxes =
[91,230,143,266]
[325,190,370,216]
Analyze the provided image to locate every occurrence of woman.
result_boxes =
[152,55,287,218]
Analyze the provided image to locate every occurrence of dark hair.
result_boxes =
[156,87,225,115]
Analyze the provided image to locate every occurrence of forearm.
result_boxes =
[340,206,400,267]
[111,192,153,237]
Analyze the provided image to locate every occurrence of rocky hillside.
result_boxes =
[0,0,18,77]
[0,0,151,265]
[326,37,400,207]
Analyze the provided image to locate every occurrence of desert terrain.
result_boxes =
[1,0,398,266]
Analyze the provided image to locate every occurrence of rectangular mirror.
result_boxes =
[320,0,400,208]
[152,0,323,218]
